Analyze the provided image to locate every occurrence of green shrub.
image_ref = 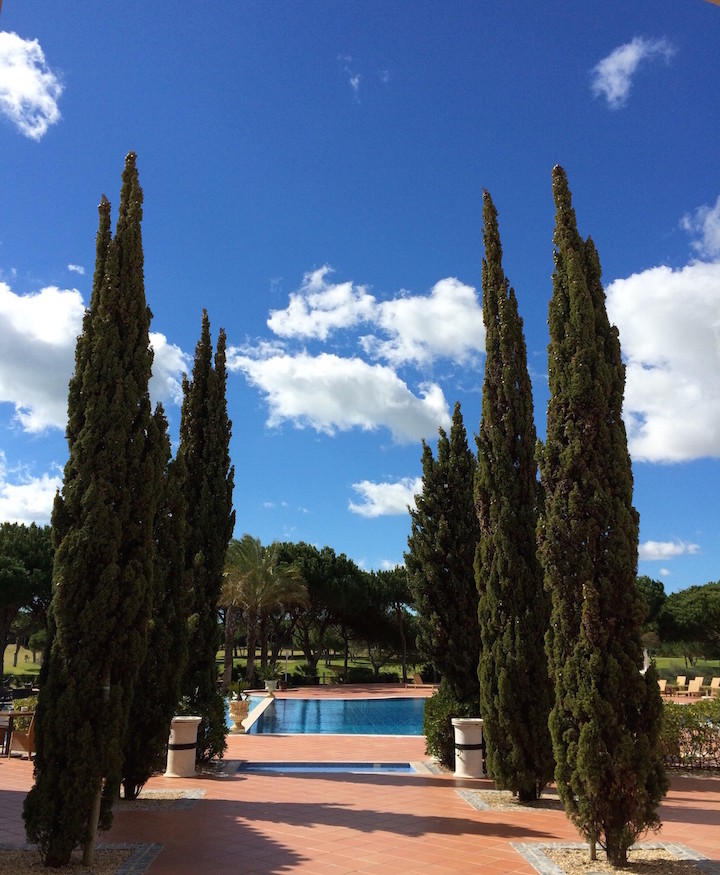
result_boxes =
[346,666,375,684]
[423,680,477,768]
[378,671,399,684]
[660,698,720,769]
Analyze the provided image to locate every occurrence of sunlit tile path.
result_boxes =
[2,685,719,874]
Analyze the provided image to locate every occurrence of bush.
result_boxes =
[378,671,399,684]
[660,697,720,769]
[346,666,375,684]
[423,680,477,768]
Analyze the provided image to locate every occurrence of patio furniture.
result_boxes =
[706,677,720,697]
[8,713,35,759]
[672,675,687,694]
[679,678,703,698]
[658,679,667,695]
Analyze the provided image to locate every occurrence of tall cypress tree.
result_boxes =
[537,166,667,866]
[120,411,191,799]
[406,401,481,705]
[24,153,166,866]
[475,190,553,801]
[177,310,235,761]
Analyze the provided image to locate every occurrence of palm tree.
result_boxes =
[220,535,307,690]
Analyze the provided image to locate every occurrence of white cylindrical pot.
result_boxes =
[451,717,485,778]
[165,716,202,778]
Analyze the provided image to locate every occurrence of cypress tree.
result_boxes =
[23,153,166,866]
[475,190,554,801]
[537,165,667,866]
[177,310,235,761]
[120,413,191,799]
[406,401,481,705]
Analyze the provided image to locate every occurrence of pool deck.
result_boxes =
[2,684,720,874]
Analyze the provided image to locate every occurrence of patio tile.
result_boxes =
[1,686,719,873]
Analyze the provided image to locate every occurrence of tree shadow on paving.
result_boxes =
[203,796,553,841]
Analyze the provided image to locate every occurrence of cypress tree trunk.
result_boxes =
[23,154,165,866]
[537,166,668,867]
[178,311,235,760]
[475,190,554,801]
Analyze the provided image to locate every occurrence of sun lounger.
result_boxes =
[706,677,720,697]
[679,678,703,698]
[658,679,667,695]
[405,672,436,689]
[8,714,35,759]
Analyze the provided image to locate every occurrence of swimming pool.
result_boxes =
[246,696,425,735]
[237,761,416,774]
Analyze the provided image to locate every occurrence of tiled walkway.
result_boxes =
[2,687,720,874]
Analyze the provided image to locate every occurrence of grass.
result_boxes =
[653,655,720,681]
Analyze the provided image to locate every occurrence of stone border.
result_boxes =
[510,842,720,875]
[0,843,163,875]
[457,787,564,812]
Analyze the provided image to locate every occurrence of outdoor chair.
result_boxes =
[657,679,667,695]
[680,678,703,698]
[0,715,8,755]
[9,713,35,759]
[707,677,720,697]
[673,675,687,693]
[406,672,436,689]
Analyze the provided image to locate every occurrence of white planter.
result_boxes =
[451,717,485,778]
[165,716,202,778]
[264,680,278,693]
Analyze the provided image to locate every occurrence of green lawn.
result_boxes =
[653,655,720,681]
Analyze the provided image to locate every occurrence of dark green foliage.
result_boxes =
[406,402,481,706]
[422,679,476,768]
[658,582,720,659]
[177,310,235,761]
[0,522,53,674]
[121,419,191,799]
[475,190,553,801]
[537,165,668,867]
[660,697,720,769]
[278,541,363,671]
[23,154,166,865]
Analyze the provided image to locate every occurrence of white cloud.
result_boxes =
[0,452,61,525]
[67,264,85,275]
[659,568,671,578]
[149,332,190,407]
[606,261,720,462]
[0,280,187,433]
[227,347,450,443]
[268,266,375,340]
[591,36,675,109]
[268,267,485,368]
[349,476,422,517]
[0,31,63,140]
[0,281,84,431]
[638,540,700,561]
[681,195,720,260]
[363,278,485,367]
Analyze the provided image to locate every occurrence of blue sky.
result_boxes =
[1,2,719,594]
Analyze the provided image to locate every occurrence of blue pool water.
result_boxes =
[246,696,425,735]
[237,761,416,774]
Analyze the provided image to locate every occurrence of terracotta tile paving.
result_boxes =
[1,687,719,873]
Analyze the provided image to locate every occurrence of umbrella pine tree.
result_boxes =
[475,190,553,801]
[177,310,235,761]
[23,153,166,866]
[537,166,667,867]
